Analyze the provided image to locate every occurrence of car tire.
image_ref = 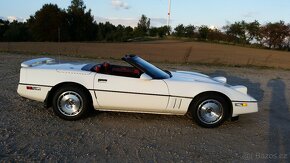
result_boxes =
[52,85,91,120]
[190,94,229,128]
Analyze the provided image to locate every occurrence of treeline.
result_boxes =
[0,0,168,42]
[173,21,290,50]
[0,0,290,51]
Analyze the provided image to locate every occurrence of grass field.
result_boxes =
[1,40,290,69]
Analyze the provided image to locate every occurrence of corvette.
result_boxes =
[17,55,258,128]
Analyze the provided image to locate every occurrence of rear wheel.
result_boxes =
[52,85,91,120]
[190,94,229,128]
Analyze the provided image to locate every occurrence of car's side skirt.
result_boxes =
[96,108,186,115]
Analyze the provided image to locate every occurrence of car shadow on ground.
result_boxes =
[267,79,290,162]
[209,70,264,101]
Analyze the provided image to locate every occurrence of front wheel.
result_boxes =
[52,86,91,120]
[190,94,229,128]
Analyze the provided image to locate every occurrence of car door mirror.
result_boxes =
[140,73,152,80]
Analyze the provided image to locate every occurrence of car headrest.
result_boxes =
[133,69,140,75]
[94,65,101,72]
[102,62,110,69]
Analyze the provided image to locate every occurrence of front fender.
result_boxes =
[164,80,257,102]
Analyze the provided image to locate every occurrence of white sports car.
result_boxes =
[17,55,258,128]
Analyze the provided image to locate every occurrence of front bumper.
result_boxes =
[232,101,258,117]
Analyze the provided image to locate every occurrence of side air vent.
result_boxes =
[169,97,183,109]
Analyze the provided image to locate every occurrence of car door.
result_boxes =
[93,73,169,113]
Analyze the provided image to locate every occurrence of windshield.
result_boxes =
[126,56,171,79]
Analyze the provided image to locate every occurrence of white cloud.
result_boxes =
[7,16,18,22]
[209,25,217,30]
[0,16,26,22]
[111,0,130,9]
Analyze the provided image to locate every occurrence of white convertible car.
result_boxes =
[17,55,258,128]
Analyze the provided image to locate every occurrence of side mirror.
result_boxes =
[140,73,152,80]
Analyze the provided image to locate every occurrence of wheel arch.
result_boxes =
[44,82,93,108]
[188,91,233,119]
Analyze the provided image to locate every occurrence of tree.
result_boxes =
[95,22,133,42]
[286,25,290,51]
[224,21,247,44]
[96,22,115,41]
[123,26,134,40]
[149,26,171,38]
[0,19,10,41]
[69,0,85,11]
[245,20,261,43]
[3,21,31,41]
[28,4,69,41]
[208,29,227,42]
[110,25,132,42]
[134,15,150,37]
[260,21,290,49]
[174,24,185,37]
[149,27,158,37]
[198,25,210,40]
[67,0,96,41]
[184,25,195,38]
[158,26,171,38]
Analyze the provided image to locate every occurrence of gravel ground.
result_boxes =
[0,53,289,162]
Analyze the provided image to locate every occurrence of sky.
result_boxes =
[1,0,290,28]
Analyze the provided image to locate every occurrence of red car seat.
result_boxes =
[102,62,111,74]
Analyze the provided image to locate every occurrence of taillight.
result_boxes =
[26,86,33,90]
[26,86,41,91]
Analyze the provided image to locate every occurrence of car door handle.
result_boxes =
[98,79,107,83]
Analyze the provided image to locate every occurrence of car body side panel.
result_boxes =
[17,67,98,106]
[166,96,192,114]
[93,73,170,113]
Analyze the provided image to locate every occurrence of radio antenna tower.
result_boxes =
[167,0,171,27]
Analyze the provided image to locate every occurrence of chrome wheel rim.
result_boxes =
[57,91,83,116]
[197,99,223,124]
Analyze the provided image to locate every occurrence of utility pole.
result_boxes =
[167,0,171,27]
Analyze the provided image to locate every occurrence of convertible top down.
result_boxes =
[17,55,258,128]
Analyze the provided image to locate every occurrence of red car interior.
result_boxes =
[94,62,141,78]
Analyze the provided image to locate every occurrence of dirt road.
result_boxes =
[0,53,289,162]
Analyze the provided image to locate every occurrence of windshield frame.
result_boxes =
[123,55,171,79]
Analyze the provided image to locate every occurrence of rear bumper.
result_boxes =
[232,101,258,117]
[17,83,51,102]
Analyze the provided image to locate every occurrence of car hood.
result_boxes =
[169,71,223,84]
